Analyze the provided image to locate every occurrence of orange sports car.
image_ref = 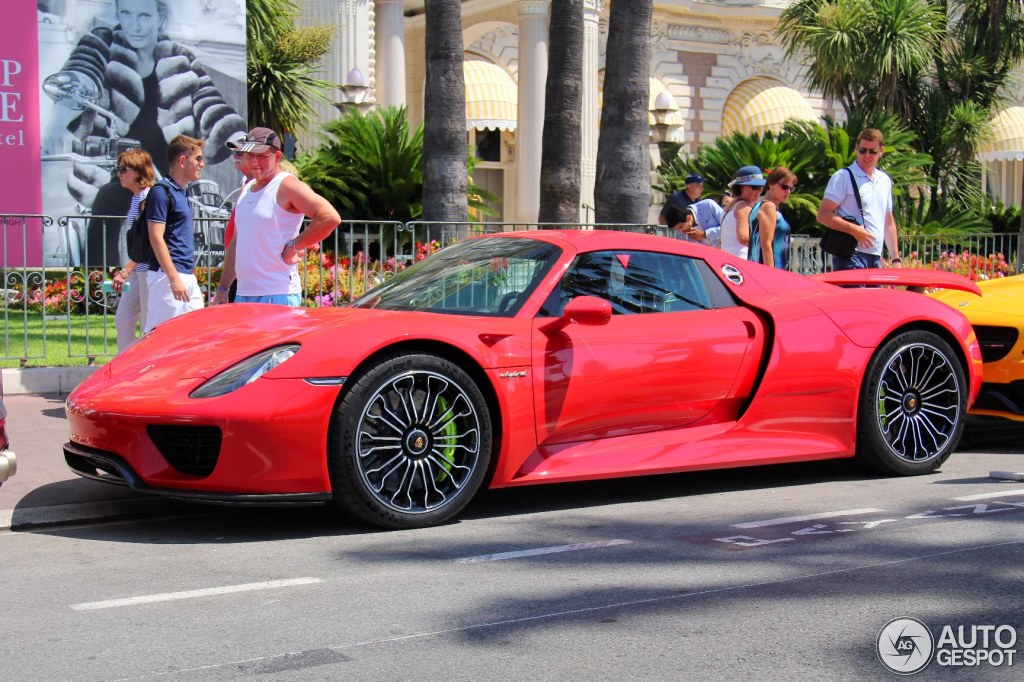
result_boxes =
[932,273,1024,422]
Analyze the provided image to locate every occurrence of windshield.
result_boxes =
[351,237,561,316]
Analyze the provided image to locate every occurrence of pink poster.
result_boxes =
[0,2,43,268]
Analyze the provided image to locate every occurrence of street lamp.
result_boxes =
[650,91,678,143]
[335,68,372,114]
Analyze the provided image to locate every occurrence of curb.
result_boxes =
[1,497,186,531]
[2,366,100,396]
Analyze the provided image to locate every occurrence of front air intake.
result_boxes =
[147,425,222,477]
[974,325,1019,363]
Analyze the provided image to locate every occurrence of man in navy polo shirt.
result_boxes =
[659,172,705,225]
[144,134,206,331]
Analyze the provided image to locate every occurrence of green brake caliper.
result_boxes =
[435,396,457,482]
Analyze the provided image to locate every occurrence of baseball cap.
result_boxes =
[685,173,706,185]
[235,127,282,154]
[225,130,247,151]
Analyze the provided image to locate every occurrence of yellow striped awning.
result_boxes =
[721,78,816,136]
[464,59,517,132]
[979,106,1024,162]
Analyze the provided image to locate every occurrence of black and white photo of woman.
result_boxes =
[41,0,245,267]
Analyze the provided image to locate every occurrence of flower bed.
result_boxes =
[888,250,1013,281]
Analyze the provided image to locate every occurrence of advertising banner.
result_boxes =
[1,2,43,268]
[7,0,248,269]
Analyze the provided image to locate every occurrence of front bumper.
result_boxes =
[64,441,331,506]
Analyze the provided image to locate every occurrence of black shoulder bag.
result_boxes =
[819,168,861,259]
[126,180,168,264]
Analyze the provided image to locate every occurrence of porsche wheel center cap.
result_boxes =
[902,393,921,414]
[404,428,431,456]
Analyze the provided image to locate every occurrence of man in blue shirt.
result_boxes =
[662,197,723,247]
[144,134,206,331]
[659,172,705,224]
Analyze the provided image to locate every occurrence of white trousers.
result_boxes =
[145,270,203,332]
[114,270,149,352]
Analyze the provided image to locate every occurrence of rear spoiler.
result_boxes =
[811,268,982,295]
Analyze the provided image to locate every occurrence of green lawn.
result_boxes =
[1,312,117,368]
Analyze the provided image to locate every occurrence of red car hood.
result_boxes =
[109,304,390,381]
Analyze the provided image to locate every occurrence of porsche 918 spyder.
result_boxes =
[65,230,982,528]
[931,273,1024,422]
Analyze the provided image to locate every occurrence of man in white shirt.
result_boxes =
[213,127,341,306]
[817,128,901,270]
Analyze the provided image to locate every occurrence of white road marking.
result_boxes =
[953,487,1024,501]
[456,539,632,563]
[731,508,885,529]
[70,578,322,611]
[108,539,1024,681]
[990,471,1024,482]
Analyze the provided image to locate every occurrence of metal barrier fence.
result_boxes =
[2,213,1021,365]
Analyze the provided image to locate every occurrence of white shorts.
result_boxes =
[145,270,204,332]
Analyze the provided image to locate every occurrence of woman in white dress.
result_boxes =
[719,165,766,259]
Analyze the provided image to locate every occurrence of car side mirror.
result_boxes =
[563,295,612,325]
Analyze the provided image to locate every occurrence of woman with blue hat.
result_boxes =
[720,165,766,258]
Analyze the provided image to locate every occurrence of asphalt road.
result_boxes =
[2,396,1023,681]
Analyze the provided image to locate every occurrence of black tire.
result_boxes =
[329,353,493,529]
[856,330,967,475]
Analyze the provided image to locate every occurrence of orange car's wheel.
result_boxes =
[329,353,492,529]
[856,331,967,475]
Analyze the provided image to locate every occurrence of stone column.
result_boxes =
[374,0,406,108]
[514,1,549,224]
[295,1,373,149]
[347,1,374,100]
[580,0,602,222]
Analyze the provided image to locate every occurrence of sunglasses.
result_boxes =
[779,183,796,192]
[232,150,245,158]
[115,165,130,174]
[858,147,881,155]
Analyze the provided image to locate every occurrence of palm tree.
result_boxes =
[538,0,584,225]
[422,0,468,223]
[776,0,1024,229]
[777,0,942,120]
[295,107,424,221]
[654,114,941,234]
[296,106,498,223]
[246,0,334,140]
[594,0,654,225]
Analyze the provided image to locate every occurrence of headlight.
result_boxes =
[189,344,300,398]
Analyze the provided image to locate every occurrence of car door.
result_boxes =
[532,249,764,445]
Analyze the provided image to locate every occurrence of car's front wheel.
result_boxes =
[329,353,493,529]
[856,330,967,475]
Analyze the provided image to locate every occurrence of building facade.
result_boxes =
[296,0,1023,222]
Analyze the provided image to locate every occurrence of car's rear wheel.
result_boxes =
[856,330,966,475]
[329,353,492,529]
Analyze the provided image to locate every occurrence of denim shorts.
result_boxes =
[831,251,881,271]
[234,293,302,307]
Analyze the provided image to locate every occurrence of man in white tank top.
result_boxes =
[213,127,341,306]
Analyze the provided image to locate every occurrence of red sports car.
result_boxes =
[65,230,983,529]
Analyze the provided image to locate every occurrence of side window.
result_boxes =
[544,250,732,315]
